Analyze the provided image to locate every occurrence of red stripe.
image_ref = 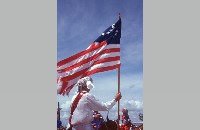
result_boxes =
[57,48,120,73]
[64,84,75,96]
[61,67,89,81]
[88,43,96,49]
[57,41,107,67]
[57,77,62,83]
[93,56,120,65]
[59,80,68,95]
[59,83,76,96]
[83,64,120,77]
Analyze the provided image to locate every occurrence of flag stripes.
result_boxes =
[57,43,119,71]
[59,64,120,95]
[57,47,120,74]
[57,18,121,95]
[57,41,107,67]
[57,42,120,95]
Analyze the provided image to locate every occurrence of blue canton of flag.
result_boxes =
[94,18,121,45]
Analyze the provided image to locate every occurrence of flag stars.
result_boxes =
[112,24,115,29]
[102,26,116,36]
[106,29,114,35]
[106,31,110,34]
[114,30,119,35]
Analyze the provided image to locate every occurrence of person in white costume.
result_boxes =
[67,76,122,130]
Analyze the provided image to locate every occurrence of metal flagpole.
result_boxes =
[117,67,121,129]
[117,13,121,130]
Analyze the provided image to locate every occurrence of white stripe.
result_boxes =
[97,52,120,59]
[106,44,120,48]
[57,80,62,94]
[86,60,120,72]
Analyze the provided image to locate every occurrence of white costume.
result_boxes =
[67,77,117,130]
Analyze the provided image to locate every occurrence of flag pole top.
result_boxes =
[118,13,121,19]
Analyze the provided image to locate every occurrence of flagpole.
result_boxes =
[117,13,121,129]
[117,67,120,129]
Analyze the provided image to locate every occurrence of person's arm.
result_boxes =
[86,93,121,111]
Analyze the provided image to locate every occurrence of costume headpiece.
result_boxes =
[76,76,94,92]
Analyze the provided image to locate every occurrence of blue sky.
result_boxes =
[57,0,143,126]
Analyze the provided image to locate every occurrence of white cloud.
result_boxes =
[61,112,68,119]
[60,101,71,111]
[122,100,143,111]
[57,72,143,108]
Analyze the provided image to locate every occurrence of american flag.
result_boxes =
[57,17,121,95]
